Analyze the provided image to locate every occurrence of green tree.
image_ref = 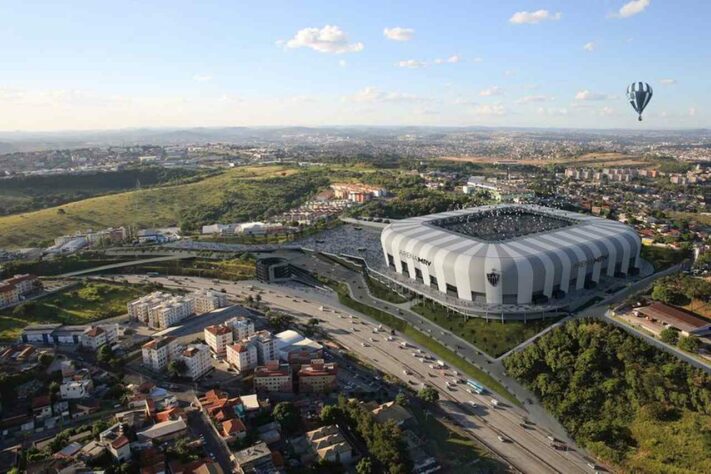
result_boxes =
[651,285,686,305]
[660,328,680,345]
[320,405,341,425]
[38,352,54,367]
[97,345,113,364]
[167,359,188,379]
[356,457,374,474]
[273,401,300,433]
[417,386,439,404]
[394,393,408,406]
[678,335,700,352]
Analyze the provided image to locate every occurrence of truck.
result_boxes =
[436,360,446,368]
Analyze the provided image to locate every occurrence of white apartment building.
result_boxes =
[142,336,180,372]
[128,292,195,328]
[180,344,211,380]
[226,341,258,372]
[80,323,119,350]
[225,316,255,341]
[148,296,195,329]
[204,324,233,356]
[249,330,277,365]
[192,290,228,314]
[60,378,94,399]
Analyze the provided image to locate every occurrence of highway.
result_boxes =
[119,273,598,474]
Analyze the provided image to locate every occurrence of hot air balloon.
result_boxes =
[627,82,653,121]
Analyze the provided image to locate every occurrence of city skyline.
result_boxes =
[1,0,709,131]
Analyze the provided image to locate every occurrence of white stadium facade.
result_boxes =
[379,205,642,319]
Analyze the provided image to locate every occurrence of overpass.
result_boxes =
[59,255,192,277]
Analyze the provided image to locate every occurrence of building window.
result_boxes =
[429,275,438,288]
[401,261,409,274]
[387,254,395,269]
[414,268,423,283]
[446,283,458,297]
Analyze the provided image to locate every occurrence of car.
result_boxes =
[468,401,477,408]
[403,369,412,375]
[361,342,368,347]
[369,337,376,342]
[497,435,508,443]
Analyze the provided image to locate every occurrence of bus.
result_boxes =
[466,379,486,395]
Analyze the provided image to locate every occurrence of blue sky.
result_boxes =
[0,0,708,130]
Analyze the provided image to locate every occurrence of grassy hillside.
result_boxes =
[0,167,204,216]
[0,165,325,248]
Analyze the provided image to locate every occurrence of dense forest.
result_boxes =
[0,167,203,215]
[503,319,711,472]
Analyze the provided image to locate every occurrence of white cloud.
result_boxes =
[339,59,347,68]
[660,78,676,85]
[575,90,613,101]
[434,55,461,64]
[517,95,554,104]
[479,86,502,97]
[283,25,363,54]
[473,104,506,116]
[504,69,517,77]
[617,0,651,18]
[193,74,213,82]
[583,42,596,52]
[396,59,426,69]
[689,107,697,117]
[344,87,428,104]
[600,106,616,116]
[383,27,415,41]
[537,107,568,116]
[509,10,562,24]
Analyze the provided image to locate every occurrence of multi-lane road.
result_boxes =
[119,273,599,474]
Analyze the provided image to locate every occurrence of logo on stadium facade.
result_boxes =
[398,250,432,266]
[487,270,500,287]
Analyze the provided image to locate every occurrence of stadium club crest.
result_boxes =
[487,269,500,287]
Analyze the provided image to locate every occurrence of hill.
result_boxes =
[0,165,326,248]
[0,167,204,216]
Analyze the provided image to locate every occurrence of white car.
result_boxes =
[361,342,369,347]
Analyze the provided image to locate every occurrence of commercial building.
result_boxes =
[275,330,323,362]
[381,204,642,318]
[141,336,180,372]
[21,322,118,348]
[254,361,293,393]
[179,344,212,380]
[298,359,338,393]
[226,342,258,372]
[204,324,233,356]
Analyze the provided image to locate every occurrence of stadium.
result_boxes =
[379,205,642,318]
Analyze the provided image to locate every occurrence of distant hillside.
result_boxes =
[0,165,329,248]
[0,167,204,216]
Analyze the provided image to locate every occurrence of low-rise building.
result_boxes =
[142,336,180,372]
[226,342,258,372]
[180,344,211,380]
[204,324,233,357]
[80,323,119,350]
[221,418,247,441]
[306,425,354,465]
[225,316,255,341]
[99,424,131,462]
[137,417,188,443]
[234,442,275,474]
[633,302,711,337]
[128,292,195,328]
[298,359,337,393]
[254,361,292,393]
[0,274,40,306]
[60,373,94,400]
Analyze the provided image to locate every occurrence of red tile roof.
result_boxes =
[222,418,246,435]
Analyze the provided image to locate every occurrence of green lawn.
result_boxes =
[411,303,561,358]
[118,258,255,281]
[409,405,505,473]
[0,281,153,340]
[364,276,410,304]
[322,279,520,405]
